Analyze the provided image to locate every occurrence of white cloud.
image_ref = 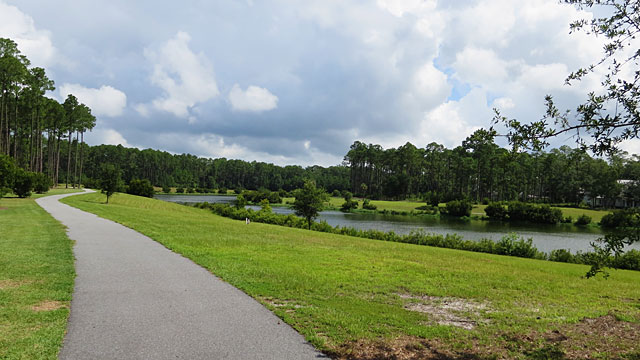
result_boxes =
[144,31,219,118]
[86,128,132,148]
[453,47,512,86]
[412,61,450,101]
[419,88,490,147]
[0,1,56,67]
[229,84,278,112]
[493,97,515,110]
[59,83,127,117]
[376,0,436,17]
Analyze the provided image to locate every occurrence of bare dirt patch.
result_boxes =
[0,207,7,211]
[398,293,489,330]
[519,314,640,359]
[259,297,306,313]
[31,300,66,312]
[331,314,640,360]
[332,337,494,360]
[0,279,28,290]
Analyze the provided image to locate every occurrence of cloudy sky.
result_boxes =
[1,0,632,166]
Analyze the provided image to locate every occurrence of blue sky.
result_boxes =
[2,0,634,166]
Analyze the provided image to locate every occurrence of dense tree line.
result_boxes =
[79,144,350,193]
[0,37,95,190]
[344,130,640,207]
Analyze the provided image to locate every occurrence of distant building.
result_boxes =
[583,179,639,208]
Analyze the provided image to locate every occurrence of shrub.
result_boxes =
[496,233,542,258]
[176,187,185,193]
[162,185,171,193]
[549,249,575,263]
[562,216,573,223]
[443,200,472,217]
[268,191,282,204]
[613,250,640,271]
[341,191,358,211]
[0,154,16,197]
[362,199,377,210]
[575,214,592,226]
[600,210,637,228]
[332,189,341,197]
[481,197,490,205]
[259,198,272,212]
[32,172,52,193]
[485,202,506,220]
[187,187,195,194]
[235,194,247,209]
[506,201,562,224]
[218,187,227,194]
[127,179,154,198]
[12,169,34,198]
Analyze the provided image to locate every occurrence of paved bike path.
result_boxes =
[37,191,326,359]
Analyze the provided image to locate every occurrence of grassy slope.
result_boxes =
[0,197,75,359]
[62,192,640,356]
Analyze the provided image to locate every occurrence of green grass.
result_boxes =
[61,192,640,356]
[325,196,425,212]
[0,197,75,359]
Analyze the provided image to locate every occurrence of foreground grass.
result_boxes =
[62,193,640,358]
[0,197,75,359]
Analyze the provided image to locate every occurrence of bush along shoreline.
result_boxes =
[194,202,640,271]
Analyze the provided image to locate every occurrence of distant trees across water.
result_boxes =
[344,131,640,207]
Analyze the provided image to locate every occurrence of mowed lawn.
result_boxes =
[62,192,640,358]
[326,196,425,212]
[0,196,75,360]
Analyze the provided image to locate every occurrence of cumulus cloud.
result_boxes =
[59,83,127,117]
[5,0,626,165]
[412,62,450,100]
[419,88,490,147]
[0,1,56,67]
[144,31,219,118]
[229,84,278,112]
[86,128,132,148]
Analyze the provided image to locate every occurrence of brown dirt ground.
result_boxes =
[31,300,66,312]
[329,314,640,360]
[0,279,28,290]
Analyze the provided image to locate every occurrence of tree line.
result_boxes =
[344,129,640,207]
[0,37,96,190]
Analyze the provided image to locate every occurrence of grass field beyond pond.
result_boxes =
[61,192,640,358]
[0,196,75,359]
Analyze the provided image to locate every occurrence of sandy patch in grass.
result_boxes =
[0,279,29,290]
[398,293,489,330]
[31,300,66,312]
[259,297,307,313]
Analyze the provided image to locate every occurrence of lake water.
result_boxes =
[154,194,638,254]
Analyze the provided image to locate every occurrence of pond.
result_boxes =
[154,194,638,254]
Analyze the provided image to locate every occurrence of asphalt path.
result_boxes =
[37,191,326,359]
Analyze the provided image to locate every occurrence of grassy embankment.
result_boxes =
[62,192,640,358]
[0,191,76,359]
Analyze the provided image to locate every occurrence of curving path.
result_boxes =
[37,191,326,360]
